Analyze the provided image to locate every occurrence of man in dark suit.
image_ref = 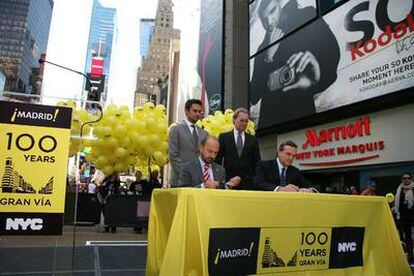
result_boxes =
[217,108,261,190]
[254,140,315,192]
[178,136,241,189]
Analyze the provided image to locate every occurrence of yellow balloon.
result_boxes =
[386,193,395,203]
[159,141,168,152]
[137,135,149,148]
[95,156,109,169]
[115,147,127,158]
[148,134,160,145]
[113,125,127,138]
[130,132,140,144]
[101,126,112,137]
[104,116,117,127]
[153,151,163,162]
[224,109,234,116]
[85,153,94,163]
[146,116,157,128]
[102,165,114,176]
[105,137,118,148]
[214,110,223,117]
[143,102,155,112]
[118,137,130,147]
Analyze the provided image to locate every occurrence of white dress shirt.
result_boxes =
[274,158,287,192]
[185,119,197,135]
[233,128,245,146]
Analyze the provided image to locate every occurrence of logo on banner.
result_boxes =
[208,228,260,275]
[11,108,60,123]
[2,158,54,195]
[5,218,43,231]
[329,227,365,269]
[209,94,221,111]
[0,213,63,235]
[258,228,330,273]
[261,237,298,268]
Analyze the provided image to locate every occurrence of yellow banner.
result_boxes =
[147,189,410,275]
[0,101,72,235]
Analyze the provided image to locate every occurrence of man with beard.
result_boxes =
[178,136,241,189]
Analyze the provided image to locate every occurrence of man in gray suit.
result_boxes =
[178,136,241,189]
[169,99,209,187]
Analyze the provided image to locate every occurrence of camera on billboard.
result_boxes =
[268,65,296,92]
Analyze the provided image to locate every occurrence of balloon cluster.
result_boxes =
[86,102,169,176]
[56,100,96,157]
[198,109,256,138]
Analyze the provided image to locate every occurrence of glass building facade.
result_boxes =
[0,0,53,94]
[85,0,117,78]
[139,18,155,59]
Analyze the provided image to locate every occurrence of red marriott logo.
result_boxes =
[302,117,371,150]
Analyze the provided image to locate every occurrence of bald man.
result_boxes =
[178,136,241,189]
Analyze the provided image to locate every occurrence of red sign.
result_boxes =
[302,117,371,150]
[91,58,104,78]
[296,117,385,167]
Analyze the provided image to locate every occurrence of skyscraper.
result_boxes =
[0,0,54,94]
[84,0,117,99]
[134,0,180,107]
[140,19,155,60]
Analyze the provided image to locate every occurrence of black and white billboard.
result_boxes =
[249,0,317,57]
[198,0,224,114]
[249,0,414,130]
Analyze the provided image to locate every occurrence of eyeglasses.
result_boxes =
[402,177,412,180]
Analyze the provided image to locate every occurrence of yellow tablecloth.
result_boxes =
[146,188,410,275]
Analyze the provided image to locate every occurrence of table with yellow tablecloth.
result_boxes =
[146,188,410,275]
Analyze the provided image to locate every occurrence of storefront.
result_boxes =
[278,104,414,194]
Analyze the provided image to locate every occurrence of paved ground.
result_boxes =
[0,226,147,275]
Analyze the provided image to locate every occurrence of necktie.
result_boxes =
[280,167,286,186]
[203,164,210,183]
[236,131,243,157]
[191,124,198,145]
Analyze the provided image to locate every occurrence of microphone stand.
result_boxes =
[39,58,103,270]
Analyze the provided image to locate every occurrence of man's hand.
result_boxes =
[298,188,314,193]
[264,28,284,63]
[277,184,299,192]
[283,51,321,92]
[205,180,219,189]
[227,176,241,188]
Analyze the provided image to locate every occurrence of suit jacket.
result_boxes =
[216,130,261,190]
[178,159,226,188]
[169,120,208,187]
[253,160,307,191]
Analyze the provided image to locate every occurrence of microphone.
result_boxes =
[38,58,98,101]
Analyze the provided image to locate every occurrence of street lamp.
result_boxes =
[38,58,98,102]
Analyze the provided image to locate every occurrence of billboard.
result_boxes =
[198,0,224,114]
[0,101,72,235]
[249,0,317,57]
[249,0,414,130]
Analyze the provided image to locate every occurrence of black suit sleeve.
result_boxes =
[216,133,226,166]
[253,161,276,191]
[288,167,312,189]
[252,137,261,168]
